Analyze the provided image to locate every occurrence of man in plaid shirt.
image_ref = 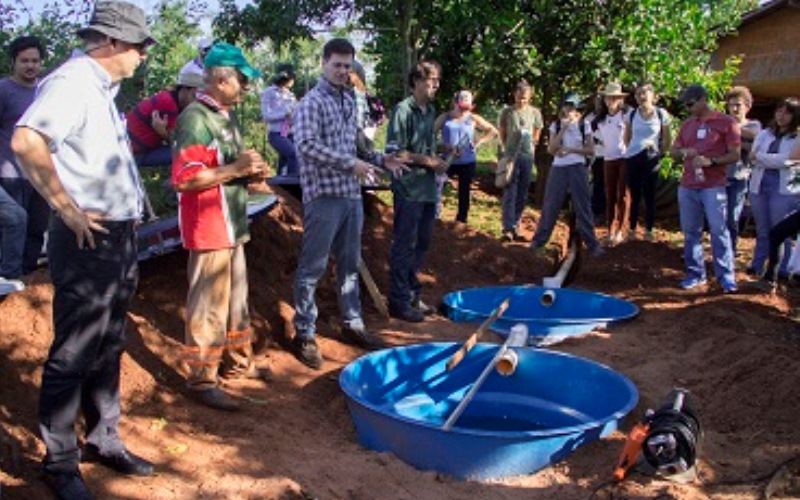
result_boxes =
[291,38,407,370]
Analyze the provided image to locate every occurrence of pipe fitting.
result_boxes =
[541,289,556,307]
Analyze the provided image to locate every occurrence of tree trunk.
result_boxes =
[397,0,415,92]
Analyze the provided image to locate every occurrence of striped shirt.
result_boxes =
[294,77,383,203]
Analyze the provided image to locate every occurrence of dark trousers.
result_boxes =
[389,197,436,311]
[626,150,660,232]
[590,156,606,219]
[268,132,298,176]
[764,209,800,282]
[0,177,51,274]
[446,162,476,222]
[40,217,139,473]
[133,146,172,168]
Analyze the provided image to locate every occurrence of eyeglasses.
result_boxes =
[684,99,697,108]
[131,42,148,55]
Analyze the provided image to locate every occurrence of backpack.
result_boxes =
[629,107,667,151]
[553,118,590,165]
[554,117,588,144]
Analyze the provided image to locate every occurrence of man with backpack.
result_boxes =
[531,92,603,255]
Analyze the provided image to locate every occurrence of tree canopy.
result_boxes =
[213,0,756,117]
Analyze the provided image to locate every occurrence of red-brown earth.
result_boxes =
[1,179,799,500]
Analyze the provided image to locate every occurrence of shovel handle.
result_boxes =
[446,298,510,371]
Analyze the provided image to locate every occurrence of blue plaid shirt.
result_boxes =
[294,77,383,203]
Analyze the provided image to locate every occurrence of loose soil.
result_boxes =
[1,179,799,500]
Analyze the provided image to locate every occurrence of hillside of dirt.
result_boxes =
[1,181,799,500]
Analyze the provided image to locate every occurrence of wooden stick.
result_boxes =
[357,258,390,318]
[445,297,510,371]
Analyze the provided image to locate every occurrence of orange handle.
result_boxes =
[613,421,649,482]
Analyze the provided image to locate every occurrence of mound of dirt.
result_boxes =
[1,182,799,500]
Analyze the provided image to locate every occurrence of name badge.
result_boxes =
[696,126,707,140]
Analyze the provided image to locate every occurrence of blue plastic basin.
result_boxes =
[442,286,639,342]
[339,342,638,480]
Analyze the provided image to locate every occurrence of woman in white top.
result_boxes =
[531,92,602,255]
[261,65,298,175]
[623,83,672,240]
[748,97,800,278]
[594,82,630,245]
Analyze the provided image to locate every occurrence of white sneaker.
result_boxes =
[0,277,25,296]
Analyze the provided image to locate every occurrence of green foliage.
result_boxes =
[0,1,92,76]
[216,0,756,126]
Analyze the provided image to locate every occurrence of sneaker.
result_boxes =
[42,470,94,500]
[389,305,425,323]
[745,267,759,277]
[341,326,386,350]
[679,276,708,290]
[291,336,323,370]
[0,276,24,296]
[411,294,436,316]
[753,278,777,293]
[720,279,738,294]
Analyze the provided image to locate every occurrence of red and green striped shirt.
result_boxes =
[171,93,249,250]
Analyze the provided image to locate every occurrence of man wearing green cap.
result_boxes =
[171,42,270,412]
[11,2,156,498]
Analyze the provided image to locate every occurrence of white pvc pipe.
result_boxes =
[443,324,529,431]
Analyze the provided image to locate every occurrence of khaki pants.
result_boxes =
[184,245,255,389]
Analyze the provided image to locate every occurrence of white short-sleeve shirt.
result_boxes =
[17,51,143,220]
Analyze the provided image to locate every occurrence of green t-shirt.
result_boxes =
[499,105,543,159]
[386,95,438,202]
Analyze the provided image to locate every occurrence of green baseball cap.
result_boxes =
[203,43,261,81]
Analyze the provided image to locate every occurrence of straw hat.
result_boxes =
[599,82,628,97]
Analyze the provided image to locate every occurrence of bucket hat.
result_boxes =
[77,1,156,46]
[599,82,628,97]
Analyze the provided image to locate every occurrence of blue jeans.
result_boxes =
[678,186,735,284]
[531,163,599,250]
[0,177,50,274]
[293,197,364,339]
[389,197,436,311]
[501,155,534,231]
[268,132,298,176]
[749,170,800,275]
[0,183,28,278]
[725,177,748,256]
